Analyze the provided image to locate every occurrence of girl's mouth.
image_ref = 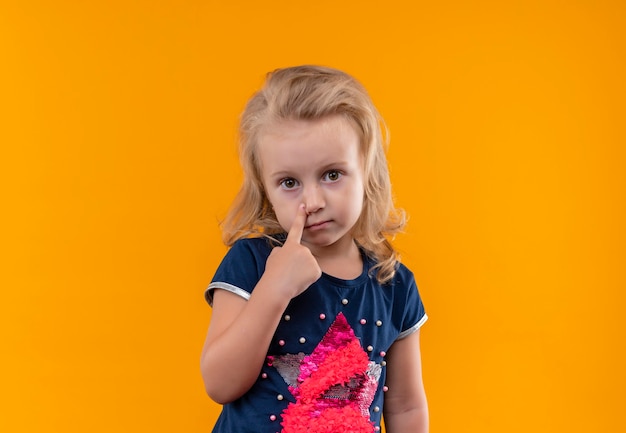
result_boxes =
[305,220,331,231]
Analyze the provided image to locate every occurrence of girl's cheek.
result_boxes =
[273,207,292,233]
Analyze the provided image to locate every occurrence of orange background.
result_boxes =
[1,1,624,432]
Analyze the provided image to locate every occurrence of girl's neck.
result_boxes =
[306,237,363,280]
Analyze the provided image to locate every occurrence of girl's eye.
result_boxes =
[323,170,342,182]
[280,178,298,189]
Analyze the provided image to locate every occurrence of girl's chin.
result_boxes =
[302,233,353,250]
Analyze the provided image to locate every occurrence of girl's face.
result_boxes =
[258,115,365,256]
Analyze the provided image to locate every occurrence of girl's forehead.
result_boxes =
[256,116,363,175]
[260,115,357,138]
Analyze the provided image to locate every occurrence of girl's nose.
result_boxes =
[303,185,325,214]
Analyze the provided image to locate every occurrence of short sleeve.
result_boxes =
[204,238,271,307]
[396,267,428,340]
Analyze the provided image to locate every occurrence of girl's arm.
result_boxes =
[200,205,321,404]
[200,281,289,404]
[382,329,429,433]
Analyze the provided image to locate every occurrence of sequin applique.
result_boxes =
[271,313,380,433]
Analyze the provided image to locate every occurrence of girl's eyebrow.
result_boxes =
[269,170,294,179]
[316,161,351,175]
[267,167,297,176]
[269,162,349,178]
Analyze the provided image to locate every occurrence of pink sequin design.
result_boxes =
[278,313,377,433]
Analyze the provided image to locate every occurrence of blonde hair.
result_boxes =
[221,65,406,284]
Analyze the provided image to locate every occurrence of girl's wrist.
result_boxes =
[253,275,296,307]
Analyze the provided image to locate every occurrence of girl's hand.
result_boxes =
[262,204,322,299]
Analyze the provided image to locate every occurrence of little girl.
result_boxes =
[201,65,428,433]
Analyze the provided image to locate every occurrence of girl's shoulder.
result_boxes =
[229,235,278,254]
[391,261,417,284]
[206,236,281,306]
[223,234,286,268]
[365,257,417,290]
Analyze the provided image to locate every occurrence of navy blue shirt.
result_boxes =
[205,237,427,433]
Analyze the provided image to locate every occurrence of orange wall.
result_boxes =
[1,1,624,432]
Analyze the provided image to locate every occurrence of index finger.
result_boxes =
[286,204,307,245]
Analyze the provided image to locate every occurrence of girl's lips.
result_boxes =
[305,220,331,231]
